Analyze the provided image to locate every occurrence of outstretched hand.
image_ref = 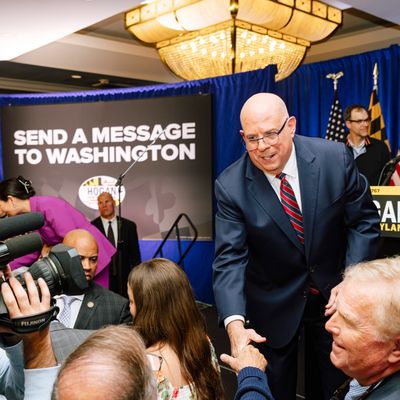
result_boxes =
[220,344,267,374]
[226,320,267,357]
[325,282,343,316]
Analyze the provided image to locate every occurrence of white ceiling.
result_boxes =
[0,0,143,59]
[0,0,399,91]
[331,0,400,24]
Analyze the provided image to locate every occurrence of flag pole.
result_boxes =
[373,63,378,93]
[326,71,344,90]
[325,71,346,142]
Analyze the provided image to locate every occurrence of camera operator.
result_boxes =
[0,321,24,399]
[0,270,59,399]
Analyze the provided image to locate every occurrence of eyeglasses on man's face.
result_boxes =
[348,118,371,124]
[242,118,289,150]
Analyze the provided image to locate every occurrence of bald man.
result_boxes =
[212,93,380,399]
[91,192,141,297]
[52,325,156,400]
[56,229,131,330]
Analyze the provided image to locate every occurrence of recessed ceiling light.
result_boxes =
[71,74,82,79]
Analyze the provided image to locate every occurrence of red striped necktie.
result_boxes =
[276,172,304,245]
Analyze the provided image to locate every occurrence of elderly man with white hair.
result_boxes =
[326,256,400,399]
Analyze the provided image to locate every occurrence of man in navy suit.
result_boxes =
[212,93,381,400]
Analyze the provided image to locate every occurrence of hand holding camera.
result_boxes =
[0,213,88,333]
[1,271,58,369]
[1,272,51,322]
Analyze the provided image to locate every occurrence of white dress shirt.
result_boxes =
[54,294,84,328]
[100,217,118,244]
[347,137,367,159]
[264,145,302,211]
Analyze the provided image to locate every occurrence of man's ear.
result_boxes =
[388,338,400,364]
[288,116,296,137]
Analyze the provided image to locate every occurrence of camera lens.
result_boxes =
[29,244,89,296]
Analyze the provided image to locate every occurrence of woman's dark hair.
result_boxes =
[128,258,225,399]
[0,176,36,201]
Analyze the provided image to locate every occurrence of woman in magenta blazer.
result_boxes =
[0,176,115,287]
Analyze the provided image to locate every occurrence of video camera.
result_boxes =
[0,213,88,332]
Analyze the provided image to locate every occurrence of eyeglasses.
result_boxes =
[146,353,163,373]
[348,118,371,124]
[242,118,289,150]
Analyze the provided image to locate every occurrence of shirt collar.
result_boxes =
[100,216,116,224]
[55,294,84,301]
[264,143,298,181]
[346,135,371,147]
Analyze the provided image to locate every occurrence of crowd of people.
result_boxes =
[0,91,399,399]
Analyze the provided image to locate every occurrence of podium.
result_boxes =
[371,186,400,257]
[371,186,400,238]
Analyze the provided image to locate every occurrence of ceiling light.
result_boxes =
[125,0,342,81]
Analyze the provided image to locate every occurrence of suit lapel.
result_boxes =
[246,157,304,252]
[294,136,319,258]
[75,286,100,329]
[95,218,106,236]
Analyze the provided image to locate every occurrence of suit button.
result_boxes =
[309,265,316,273]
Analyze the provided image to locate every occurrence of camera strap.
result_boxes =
[0,305,59,334]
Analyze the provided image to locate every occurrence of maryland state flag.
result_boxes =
[368,88,391,151]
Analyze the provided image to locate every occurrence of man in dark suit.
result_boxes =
[57,229,131,329]
[91,192,141,297]
[212,93,381,400]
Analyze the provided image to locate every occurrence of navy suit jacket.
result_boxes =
[74,282,132,330]
[213,135,380,348]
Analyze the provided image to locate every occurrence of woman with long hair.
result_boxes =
[0,176,115,286]
[127,258,225,399]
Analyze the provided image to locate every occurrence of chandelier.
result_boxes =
[125,0,342,81]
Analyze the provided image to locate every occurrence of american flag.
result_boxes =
[390,162,400,186]
[325,89,346,142]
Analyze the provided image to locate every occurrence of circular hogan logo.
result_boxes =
[78,176,126,210]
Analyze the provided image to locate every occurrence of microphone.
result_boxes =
[0,232,43,264]
[378,154,400,185]
[385,154,400,166]
[116,128,166,187]
[0,212,44,241]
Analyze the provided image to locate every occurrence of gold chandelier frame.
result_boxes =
[125,0,342,81]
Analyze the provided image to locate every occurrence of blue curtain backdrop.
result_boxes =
[276,44,400,154]
[1,45,399,303]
